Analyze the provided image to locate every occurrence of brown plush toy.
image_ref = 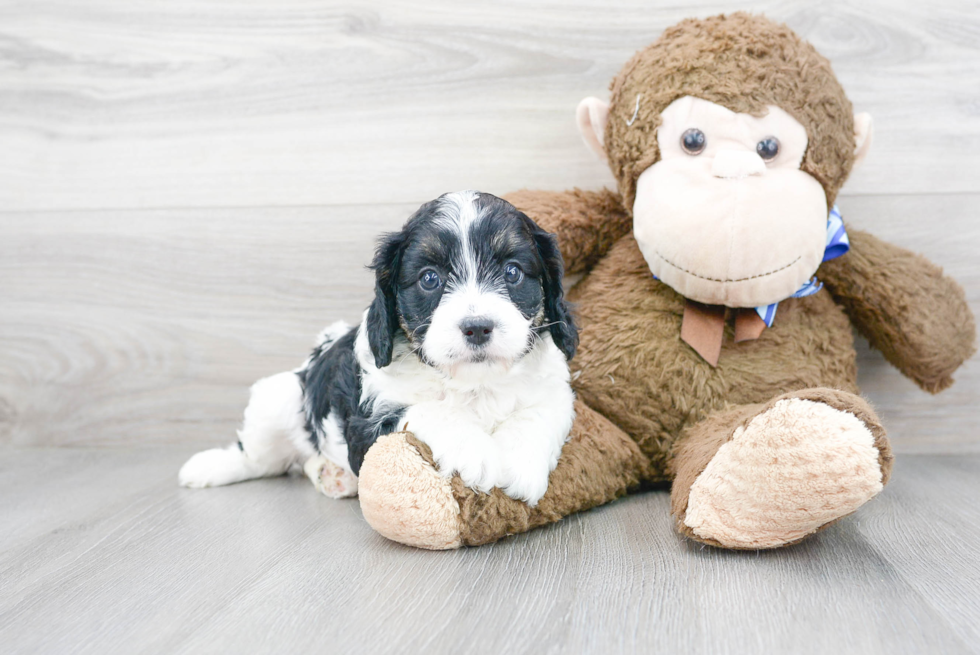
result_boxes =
[355,13,977,550]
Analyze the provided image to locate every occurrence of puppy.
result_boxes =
[179,191,577,506]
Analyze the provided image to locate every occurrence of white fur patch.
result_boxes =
[356,316,573,506]
[318,411,353,475]
[435,190,481,282]
[315,320,352,349]
[422,282,533,370]
[179,371,314,488]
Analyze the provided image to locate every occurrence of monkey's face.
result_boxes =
[631,96,827,307]
[573,14,874,308]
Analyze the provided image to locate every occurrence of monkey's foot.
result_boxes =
[358,433,464,549]
[673,388,893,549]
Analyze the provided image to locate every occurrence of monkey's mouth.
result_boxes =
[651,249,802,283]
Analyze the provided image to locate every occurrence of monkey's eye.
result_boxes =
[680,128,706,155]
[757,137,780,161]
[503,263,524,285]
[419,269,442,291]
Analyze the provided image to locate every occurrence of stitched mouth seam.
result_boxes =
[653,250,802,283]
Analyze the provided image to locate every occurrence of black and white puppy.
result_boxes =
[179,191,577,506]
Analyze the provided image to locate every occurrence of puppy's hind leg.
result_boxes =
[179,372,314,488]
[178,443,278,489]
[303,455,358,499]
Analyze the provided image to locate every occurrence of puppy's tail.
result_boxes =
[313,320,353,352]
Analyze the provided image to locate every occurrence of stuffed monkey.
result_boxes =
[356,13,976,550]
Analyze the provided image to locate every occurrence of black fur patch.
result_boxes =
[297,328,405,475]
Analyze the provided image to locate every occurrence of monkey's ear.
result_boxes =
[853,112,874,168]
[576,97,610,162]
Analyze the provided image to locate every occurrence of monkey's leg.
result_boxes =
[669,388,893,550]
[357,400,652,549]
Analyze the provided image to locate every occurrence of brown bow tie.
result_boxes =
[680,300,767,367]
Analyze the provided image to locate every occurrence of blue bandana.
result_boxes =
[754,205,849,327]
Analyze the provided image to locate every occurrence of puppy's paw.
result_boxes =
[401,404,502,493]
[179,447,249,488]
[501,460,551,506]
[304,455,358,498]
[438,438,503,495]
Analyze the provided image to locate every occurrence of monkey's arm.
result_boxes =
[504,188,632,274]
[819,229,976,393]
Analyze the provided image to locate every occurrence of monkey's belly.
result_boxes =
[567,236,858,479]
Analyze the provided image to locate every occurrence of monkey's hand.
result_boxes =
[504,188,632,274]
[820,228,976,393]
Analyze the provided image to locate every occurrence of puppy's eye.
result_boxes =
[503,263,524,285]
[680,128,706,155]
[756,136,780,161]
[419,270,442,291]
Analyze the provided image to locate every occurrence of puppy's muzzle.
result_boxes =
[460,317,495,346]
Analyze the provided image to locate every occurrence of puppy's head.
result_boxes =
[366,191,577,373]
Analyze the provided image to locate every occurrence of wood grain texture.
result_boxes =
[857,455,980,648]
[0,447,976,655]
[1,3,978,652]
[0,204,401,448]
[0,0,978,211]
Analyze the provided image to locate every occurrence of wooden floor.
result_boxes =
[2,1,979,653]
[1,448,978,654]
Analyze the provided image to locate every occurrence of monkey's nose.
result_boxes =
[711,150,767,179]
[460,318,495,346]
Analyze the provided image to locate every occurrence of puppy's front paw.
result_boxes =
[501,460,551,507]
[433,437,503,494]
[402,404,503,493]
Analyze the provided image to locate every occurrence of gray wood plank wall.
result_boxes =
[1,0,978,455]
[3,4,980,654]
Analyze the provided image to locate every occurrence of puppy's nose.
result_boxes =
[460,318,495,346]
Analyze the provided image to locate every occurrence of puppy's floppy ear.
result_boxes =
[366,230,406,368]
[533,228,578,360]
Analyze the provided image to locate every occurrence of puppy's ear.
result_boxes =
[366,230,406,368]
[533,229,578,360]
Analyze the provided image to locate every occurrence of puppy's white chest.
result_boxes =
[440,385,520,433]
